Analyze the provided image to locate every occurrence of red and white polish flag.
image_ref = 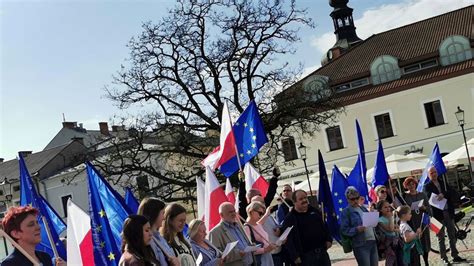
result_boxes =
[204,166,229,231]
[202,102,237,169]
[225,178,236,205]
[243,163,269,198]
[67,199,94,266]
[430,217,443,235]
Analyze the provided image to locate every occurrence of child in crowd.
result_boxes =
[376,200,403,266]
[396,205,423,266]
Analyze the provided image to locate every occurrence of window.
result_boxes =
[281,137,298,161]
[403,59,438,74]
[374,113,394,139]
[335,78,369,92]
[439,35,472,66]
[61,195,72,217]
[370,55,401,85]
[326,126,344,151]
[424,100,445,127]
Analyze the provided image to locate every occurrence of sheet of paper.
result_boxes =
[429,193,447,210]
[275,226,293,246]
[410,199,423,210]
[221,241,238,259]
[195,253,203,266]
[362,212,379,227]
[243,245,260,253]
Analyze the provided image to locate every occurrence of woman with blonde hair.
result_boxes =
[244,201,276,266]
[161,203,195,266]
[188,219,223,266]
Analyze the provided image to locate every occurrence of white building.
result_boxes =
[274,4,473,191]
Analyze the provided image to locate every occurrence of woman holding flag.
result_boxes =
[403,177,431,266]
[1,206,66,266]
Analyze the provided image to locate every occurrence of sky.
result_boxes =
[1,0,472,161]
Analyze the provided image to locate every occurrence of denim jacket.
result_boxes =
[340,205,374,248]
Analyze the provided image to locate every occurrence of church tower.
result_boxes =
[322,0,362,65]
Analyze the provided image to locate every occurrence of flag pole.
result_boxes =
[0,229,40,266]
[41,216,60,259]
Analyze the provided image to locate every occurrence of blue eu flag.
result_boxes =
[220,101,268,177]
[87,162,132,266]
[19,154,67,261]
[373,139,389,188]
[347,120,369,202]
[417,143,447,192]
[318,150,340,242]
[125,187,139,214]
[331,165,349,221]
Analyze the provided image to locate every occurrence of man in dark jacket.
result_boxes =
[281,189,332,266]
[238,167,279,219]
[424,166,466,264]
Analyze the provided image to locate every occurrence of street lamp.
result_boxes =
[298,143,313,196]
[455,106,473,183]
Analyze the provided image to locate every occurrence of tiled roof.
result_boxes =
[335,59,473,105]
[305,5,473,85]
[0,144,70,182]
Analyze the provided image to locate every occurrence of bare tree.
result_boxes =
[103,0,342,201]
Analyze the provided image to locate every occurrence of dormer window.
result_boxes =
[439,35,472,66]
[370,55,401,85]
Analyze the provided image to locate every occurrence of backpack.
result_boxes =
[340,208,353,253]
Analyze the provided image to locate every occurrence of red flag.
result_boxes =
[202,102,237,169]
[225,178,236,205]
[430,217,443,235]
[67,199,94,266]
[205,166,229,231]
[243,163,269,198]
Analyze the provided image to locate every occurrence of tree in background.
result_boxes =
[100,0,342,202]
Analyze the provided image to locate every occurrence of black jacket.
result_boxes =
[423,179,455,221]
[238,175,278,219]
[281,206,332,263]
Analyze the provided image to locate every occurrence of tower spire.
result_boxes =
[322,0,362,65]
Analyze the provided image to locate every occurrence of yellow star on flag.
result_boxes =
[99,210,106,217]
[243,123,248,127]
[100,241,105,249]
[249,128,254,133]
[108,252,115,261]
[96,225,102,232]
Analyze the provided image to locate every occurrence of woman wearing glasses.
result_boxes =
[340,186,379,266]
[403,177,431,266]
[244,201,276,266]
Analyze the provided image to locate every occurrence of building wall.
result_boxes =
[277,73,474,183]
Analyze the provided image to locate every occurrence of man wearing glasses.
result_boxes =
[277,184,294,224]
[281,189,332,266]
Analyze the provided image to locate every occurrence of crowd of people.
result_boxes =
[0,166,469,266]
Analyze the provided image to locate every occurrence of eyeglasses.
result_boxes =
[283,189,292,192]
[379,190,386,194]
[348,197,359,201]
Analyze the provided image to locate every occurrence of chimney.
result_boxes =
[62,121,77,129]
[18,151,32,158]
[112,125,125,132]
[99,122,109,135]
